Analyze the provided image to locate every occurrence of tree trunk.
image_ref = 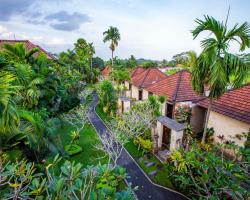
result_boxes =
[202,98,213,143]
[111,50,114,67]
[90,57,93,70]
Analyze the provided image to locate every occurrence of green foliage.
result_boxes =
[103,26,121,66]
[148,95,160,116]
[97,80,117,116]
[58,38,99,84]
[191,15,250,98]
[169,142,250,199]
[134,136,152,155]
[103,26,121,52]
[174,104,192,123]
[92,56,105,69]
[64,144,82,156]
[111,69,131,84]
[158,95,166,104]
[165,68,182,75]
[0,156,133,199]
[141,61,157,68]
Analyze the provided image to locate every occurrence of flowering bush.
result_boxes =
[174,104,192,123]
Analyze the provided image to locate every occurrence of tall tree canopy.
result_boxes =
[191,15,250,143]
[103,26,121,67]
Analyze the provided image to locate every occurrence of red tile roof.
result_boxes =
[131,67,146,77]
[146,70,203,102]
[101,65,111,76]
[0,39,55,59]
[197,83,250,124]
[132,67,167,88]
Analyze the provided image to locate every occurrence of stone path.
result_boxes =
[87,93,188,200]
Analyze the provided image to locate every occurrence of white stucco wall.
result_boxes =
[160,102,166,116]
[157,121,163,148]
[156,121,184,151]
[124,81,130,90]
[142,89,149,100]
[118,98,131,114]
[208,111,249,147]
[131,85,139,100]
[170,130,183,151]
[124,101,131,112]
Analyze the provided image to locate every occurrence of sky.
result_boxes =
[0,0,249,60]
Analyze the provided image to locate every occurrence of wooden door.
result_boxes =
[121,101,124,113]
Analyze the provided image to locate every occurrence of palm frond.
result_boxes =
[192,15,226,41]
[225,22,250,51]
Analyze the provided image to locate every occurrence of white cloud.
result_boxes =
[0,25,13,38]
[48,37,67,45]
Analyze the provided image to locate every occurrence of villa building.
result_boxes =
[0,39,55,59]
[118,66,249,158]
[195,83,250,148]
[118,67,167,113]
[145,70,204,157]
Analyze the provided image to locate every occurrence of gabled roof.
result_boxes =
[131,67,146,77]
[197,83,250,124]
[0,39,55,59]
[146,70,203,102]
[101,65,111,76]
[132,67,167,88]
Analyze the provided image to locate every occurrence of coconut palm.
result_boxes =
[103,26,121,66]
[191,15,250,143]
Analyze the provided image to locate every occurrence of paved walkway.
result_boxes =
[88,93,187,200]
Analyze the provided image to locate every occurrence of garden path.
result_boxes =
[87,93,188,200]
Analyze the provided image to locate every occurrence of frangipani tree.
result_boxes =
[191,15,250,143]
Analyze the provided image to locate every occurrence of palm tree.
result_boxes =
[185,51,197,69]
[88,43,95,69]
[0,72,19,175]
[2,43,39,64]
[103,26,121,66]
[191,15,250,143]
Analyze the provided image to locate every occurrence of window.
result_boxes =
[165,103,174,118]
[139,90,143,100]
[129,83,132,90]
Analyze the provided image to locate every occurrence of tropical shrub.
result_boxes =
[134,136,153,155]
[97,80,117,116]
[169,142,250,199]
[0,155,133,199]
[64,144,82,156]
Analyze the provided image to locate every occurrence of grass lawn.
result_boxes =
[50,123,107,167]
[95,104,112,123]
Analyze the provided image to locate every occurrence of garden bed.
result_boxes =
[49,123,107,167]
[125,141,174,189]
